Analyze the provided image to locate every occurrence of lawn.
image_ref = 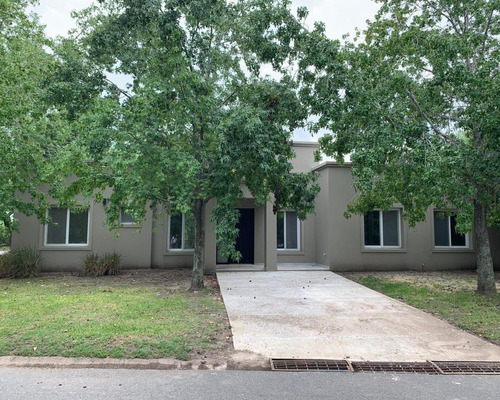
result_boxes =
[0,269,231,360]
[341,271,500,345]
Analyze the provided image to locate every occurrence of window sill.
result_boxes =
[277,250,304,256]
[433,248,474,253]
[164,250,194,256]
[41,245,91,251]
[118,224,141,229]
[362,247,407,253]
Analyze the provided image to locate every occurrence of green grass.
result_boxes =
[0,272,228,360]
[345,274,500,344]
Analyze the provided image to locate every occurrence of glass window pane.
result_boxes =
[382,210,399,246]
[169,215,182,249]
[120,210,135,224]
[364,211,380,246]
[434,211,450,246]
[277,211,285,249]
[47,208,67,244]
[184,213,195,250]
[450,215,466,246]
[285,211,298,249]
[68,210,89,244]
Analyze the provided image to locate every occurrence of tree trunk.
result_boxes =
[189,198,206,291]
[474,201,496,295]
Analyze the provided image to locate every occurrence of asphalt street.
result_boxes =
[1,368,499,400]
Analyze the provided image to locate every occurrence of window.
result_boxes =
[168,213,195,251]
[364,210,401,247]
[45,207,89,246]
[120,209,135,225]
[277,211,300,250]
[433,211,468,248]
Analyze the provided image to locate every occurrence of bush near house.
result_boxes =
[0,247,41,279]
[81,252,121,277]
[0,221,10,246]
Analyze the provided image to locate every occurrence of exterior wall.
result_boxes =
[313,170,331,268]
[489,227,500,269]
[11,141,500,273]
[290,142,320,173]
[317,164,480,271]
[12,201,154,272]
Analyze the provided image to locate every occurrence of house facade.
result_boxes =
[11,142,500,272]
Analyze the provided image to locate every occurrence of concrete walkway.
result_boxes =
[217,271,500,362]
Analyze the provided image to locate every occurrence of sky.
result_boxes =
[35,0,380,41]
[34,0,381,141]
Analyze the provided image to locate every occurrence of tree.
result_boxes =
[0,0,69,230]
[62,0,319,290]
[301,0,500,294]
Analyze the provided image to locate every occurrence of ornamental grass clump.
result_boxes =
[0,247,41,279]
[100,252,121,276]
[81,252,121,277]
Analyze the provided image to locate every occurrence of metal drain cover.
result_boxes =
[270,359,500,375]
[431,361,500,375]
[351,361,440,374]
[271,359,351,371]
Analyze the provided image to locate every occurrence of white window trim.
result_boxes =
[434,212,469,249]
[167,213,194,251]
[44,207,90,246]
[364,209,401,249]
[277,210,301,251]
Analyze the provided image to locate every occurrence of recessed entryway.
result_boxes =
[216,208,254,265]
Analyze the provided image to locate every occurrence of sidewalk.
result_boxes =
[217,271,500,361]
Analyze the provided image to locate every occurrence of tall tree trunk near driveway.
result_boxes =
[190,198,206,291]
[474,200,496,295]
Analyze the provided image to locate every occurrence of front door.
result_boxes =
[217,208,254,264]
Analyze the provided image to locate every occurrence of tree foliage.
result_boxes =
[0,0,69,228]
[301,0,500,294]
[61,0,319,289]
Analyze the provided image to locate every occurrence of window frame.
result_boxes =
[119,208,137,226]
[277,210,301,251]
[44,207,90,247]
[433,210,469,249]
[167,213,194,252]
[363,209,402,249]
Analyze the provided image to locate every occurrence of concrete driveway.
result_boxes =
[217,271,500,361]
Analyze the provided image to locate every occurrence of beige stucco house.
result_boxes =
[11,142,500,272]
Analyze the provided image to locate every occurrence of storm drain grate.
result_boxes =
[270,359,500,375]
[431,361,500,375]
[271,359,351,371]
[351,361,440,374]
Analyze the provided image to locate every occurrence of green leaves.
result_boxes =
[0,0,72,224]
[304,0,500,231]
[59,0,319,259]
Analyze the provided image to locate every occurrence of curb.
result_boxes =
[0,354,270,371]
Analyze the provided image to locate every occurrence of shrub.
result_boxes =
[100,252,121,276]
[81,252,121,277]
[0,247,41,279]
[81,253,101,277]
[0,221,10,246]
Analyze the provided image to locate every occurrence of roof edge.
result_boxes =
[292,141,319,148]
[312,160,352,172]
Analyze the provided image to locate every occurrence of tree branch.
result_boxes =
[481,8,494,53]
[406,89,455,143]
[105,77,131,99]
